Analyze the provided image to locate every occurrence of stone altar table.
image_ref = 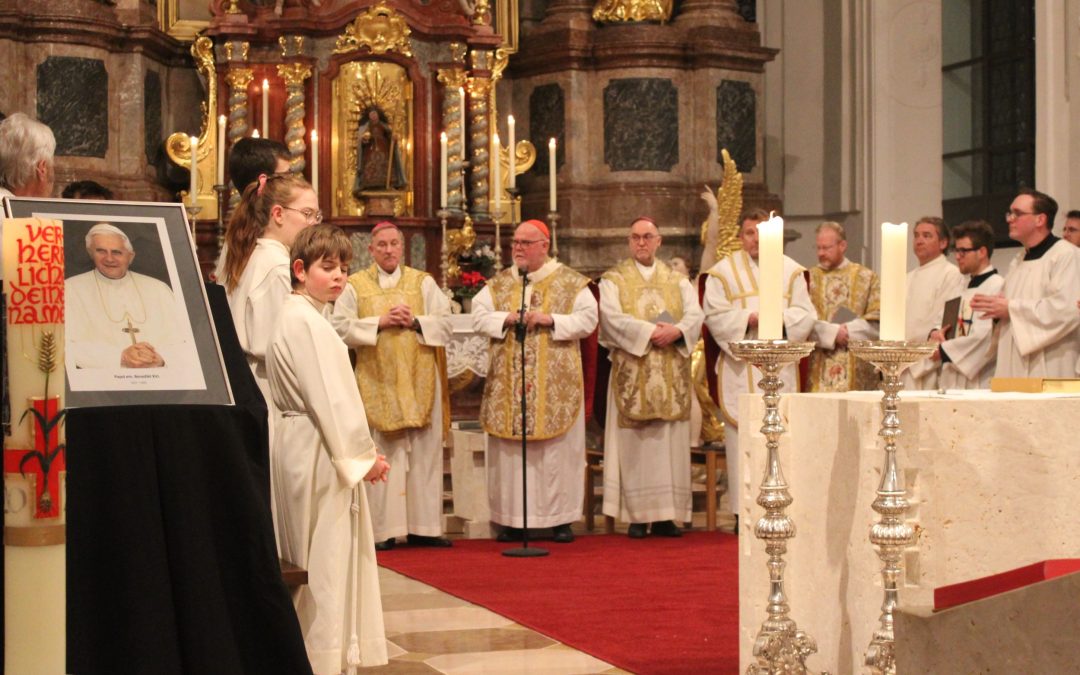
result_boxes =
[737,390,1080,674]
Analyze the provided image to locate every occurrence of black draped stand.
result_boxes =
[66,284,312,675]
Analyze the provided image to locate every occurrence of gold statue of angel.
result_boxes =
[699,148,744,272]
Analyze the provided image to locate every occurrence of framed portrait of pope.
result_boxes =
[3,198,232,407]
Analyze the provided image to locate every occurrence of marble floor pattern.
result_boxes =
[368,510,736,674]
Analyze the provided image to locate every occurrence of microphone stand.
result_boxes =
[503,268,549,558]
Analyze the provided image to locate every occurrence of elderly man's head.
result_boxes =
[628,217,662,266]
[511,220,551,273]
[369,221,403,274]
[0,113,56,197]
[85,224,135,280]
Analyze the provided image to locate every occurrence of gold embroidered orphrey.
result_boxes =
[480,265,590,441]
[334,1,413,56]
[348,265,438,433]
[601,259,691,428]
[808,262,881,392]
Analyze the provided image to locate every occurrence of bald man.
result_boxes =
[599,217,703,538]
[472,220,598,544]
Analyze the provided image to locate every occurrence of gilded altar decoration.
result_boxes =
[437,67,469,212]
[277,63,313,173]
[165,37,219,213]
[467,74,492,215]
[459,0,493,26]
[331,61,413,217]
[445,215,476,282]
[223,40,250,62]
[334,1,413,57]
[279,35,305,58]
[592,0,673,23]
[701,148,744,269]
[690,339,724,442]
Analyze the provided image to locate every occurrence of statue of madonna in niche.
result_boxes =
[352,107,407,198]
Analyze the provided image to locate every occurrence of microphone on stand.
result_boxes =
[515,266,529,343]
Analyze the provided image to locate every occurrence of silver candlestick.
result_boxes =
[437,208,453,299]
[547,210,559,259]
[729,339,824,675]
[849,339,936,675]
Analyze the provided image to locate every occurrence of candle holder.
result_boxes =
[547,210,559,259]
[849,339,936,675]
[728,339,824,675]
[213,184,230,256]
[506,185,521,229]
[184,204,203,235]
[490,206,505,273]
[437,208,454,299]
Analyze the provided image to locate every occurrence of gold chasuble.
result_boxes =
[808,262,880,391]
[481,264,590,441]
[348,265,439,432]
[601,259,691,427]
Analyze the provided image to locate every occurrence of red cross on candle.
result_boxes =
[4,396,65,519]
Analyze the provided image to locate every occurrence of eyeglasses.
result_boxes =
[629,234,659,243]
[511,239,545,248]
[954,247,979,255]
[281,206,324,224]
[1005,209,1036,221]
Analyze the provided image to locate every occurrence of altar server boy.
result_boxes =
[266,224,391,674]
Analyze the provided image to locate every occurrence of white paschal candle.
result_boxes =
[216,115,226,182]
[440,131,448,208]
[548,138,557,212]
[310,129,319,196]
[492,132,501,213]
[188,135,198,207]
[756,213,784,339]
[262,79,269,138]
[507,115,516,188]
[880,221,908,340]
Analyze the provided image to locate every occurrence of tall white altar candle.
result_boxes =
[262,79,269,138]
[548,138,557,212]
[492,132,501,213]
[216,115,226,182]
[188,135,198,207]
[507,115,516,188]
[880,221,908,341]
[310,129,319,197]
[439,131,448,208]
[756,212,784,339]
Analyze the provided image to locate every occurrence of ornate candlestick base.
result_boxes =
[729,339,825,675]
[849,339,936,675]
[184,204,202,235]
[437,208,454,300]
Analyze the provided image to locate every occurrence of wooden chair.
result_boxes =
[694,272,728,531]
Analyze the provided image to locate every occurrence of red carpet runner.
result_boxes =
[378,531,739,674]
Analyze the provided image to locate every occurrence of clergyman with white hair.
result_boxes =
[65,223,192,369]
[0,112,57,267]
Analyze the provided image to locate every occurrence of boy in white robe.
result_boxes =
[971,189,1080,378]
[929,220,1003,389]
[266,225,390,674]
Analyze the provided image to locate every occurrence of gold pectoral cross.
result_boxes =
[122,315,140,345]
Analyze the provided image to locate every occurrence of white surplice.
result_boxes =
[995,239,1080,378]
[902,254,964,390]
[267,294,387,674]
[598,261,703,524]
[332,268,452,541]
[939,266,1004,389]
[702,252,816,514]
[225,238,292,431]
[66,269,196,370]
[472,260,599,528]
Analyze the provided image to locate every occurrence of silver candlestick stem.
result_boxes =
[849,339,936,675]
[437,208,453,298]
[729,338,825,675]
[491,207,504,272]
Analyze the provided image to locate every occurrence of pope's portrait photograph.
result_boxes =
[3,197,232,407]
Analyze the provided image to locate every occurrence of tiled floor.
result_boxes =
[368,511,736,674]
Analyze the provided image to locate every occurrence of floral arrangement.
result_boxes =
[454,242,498,301]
